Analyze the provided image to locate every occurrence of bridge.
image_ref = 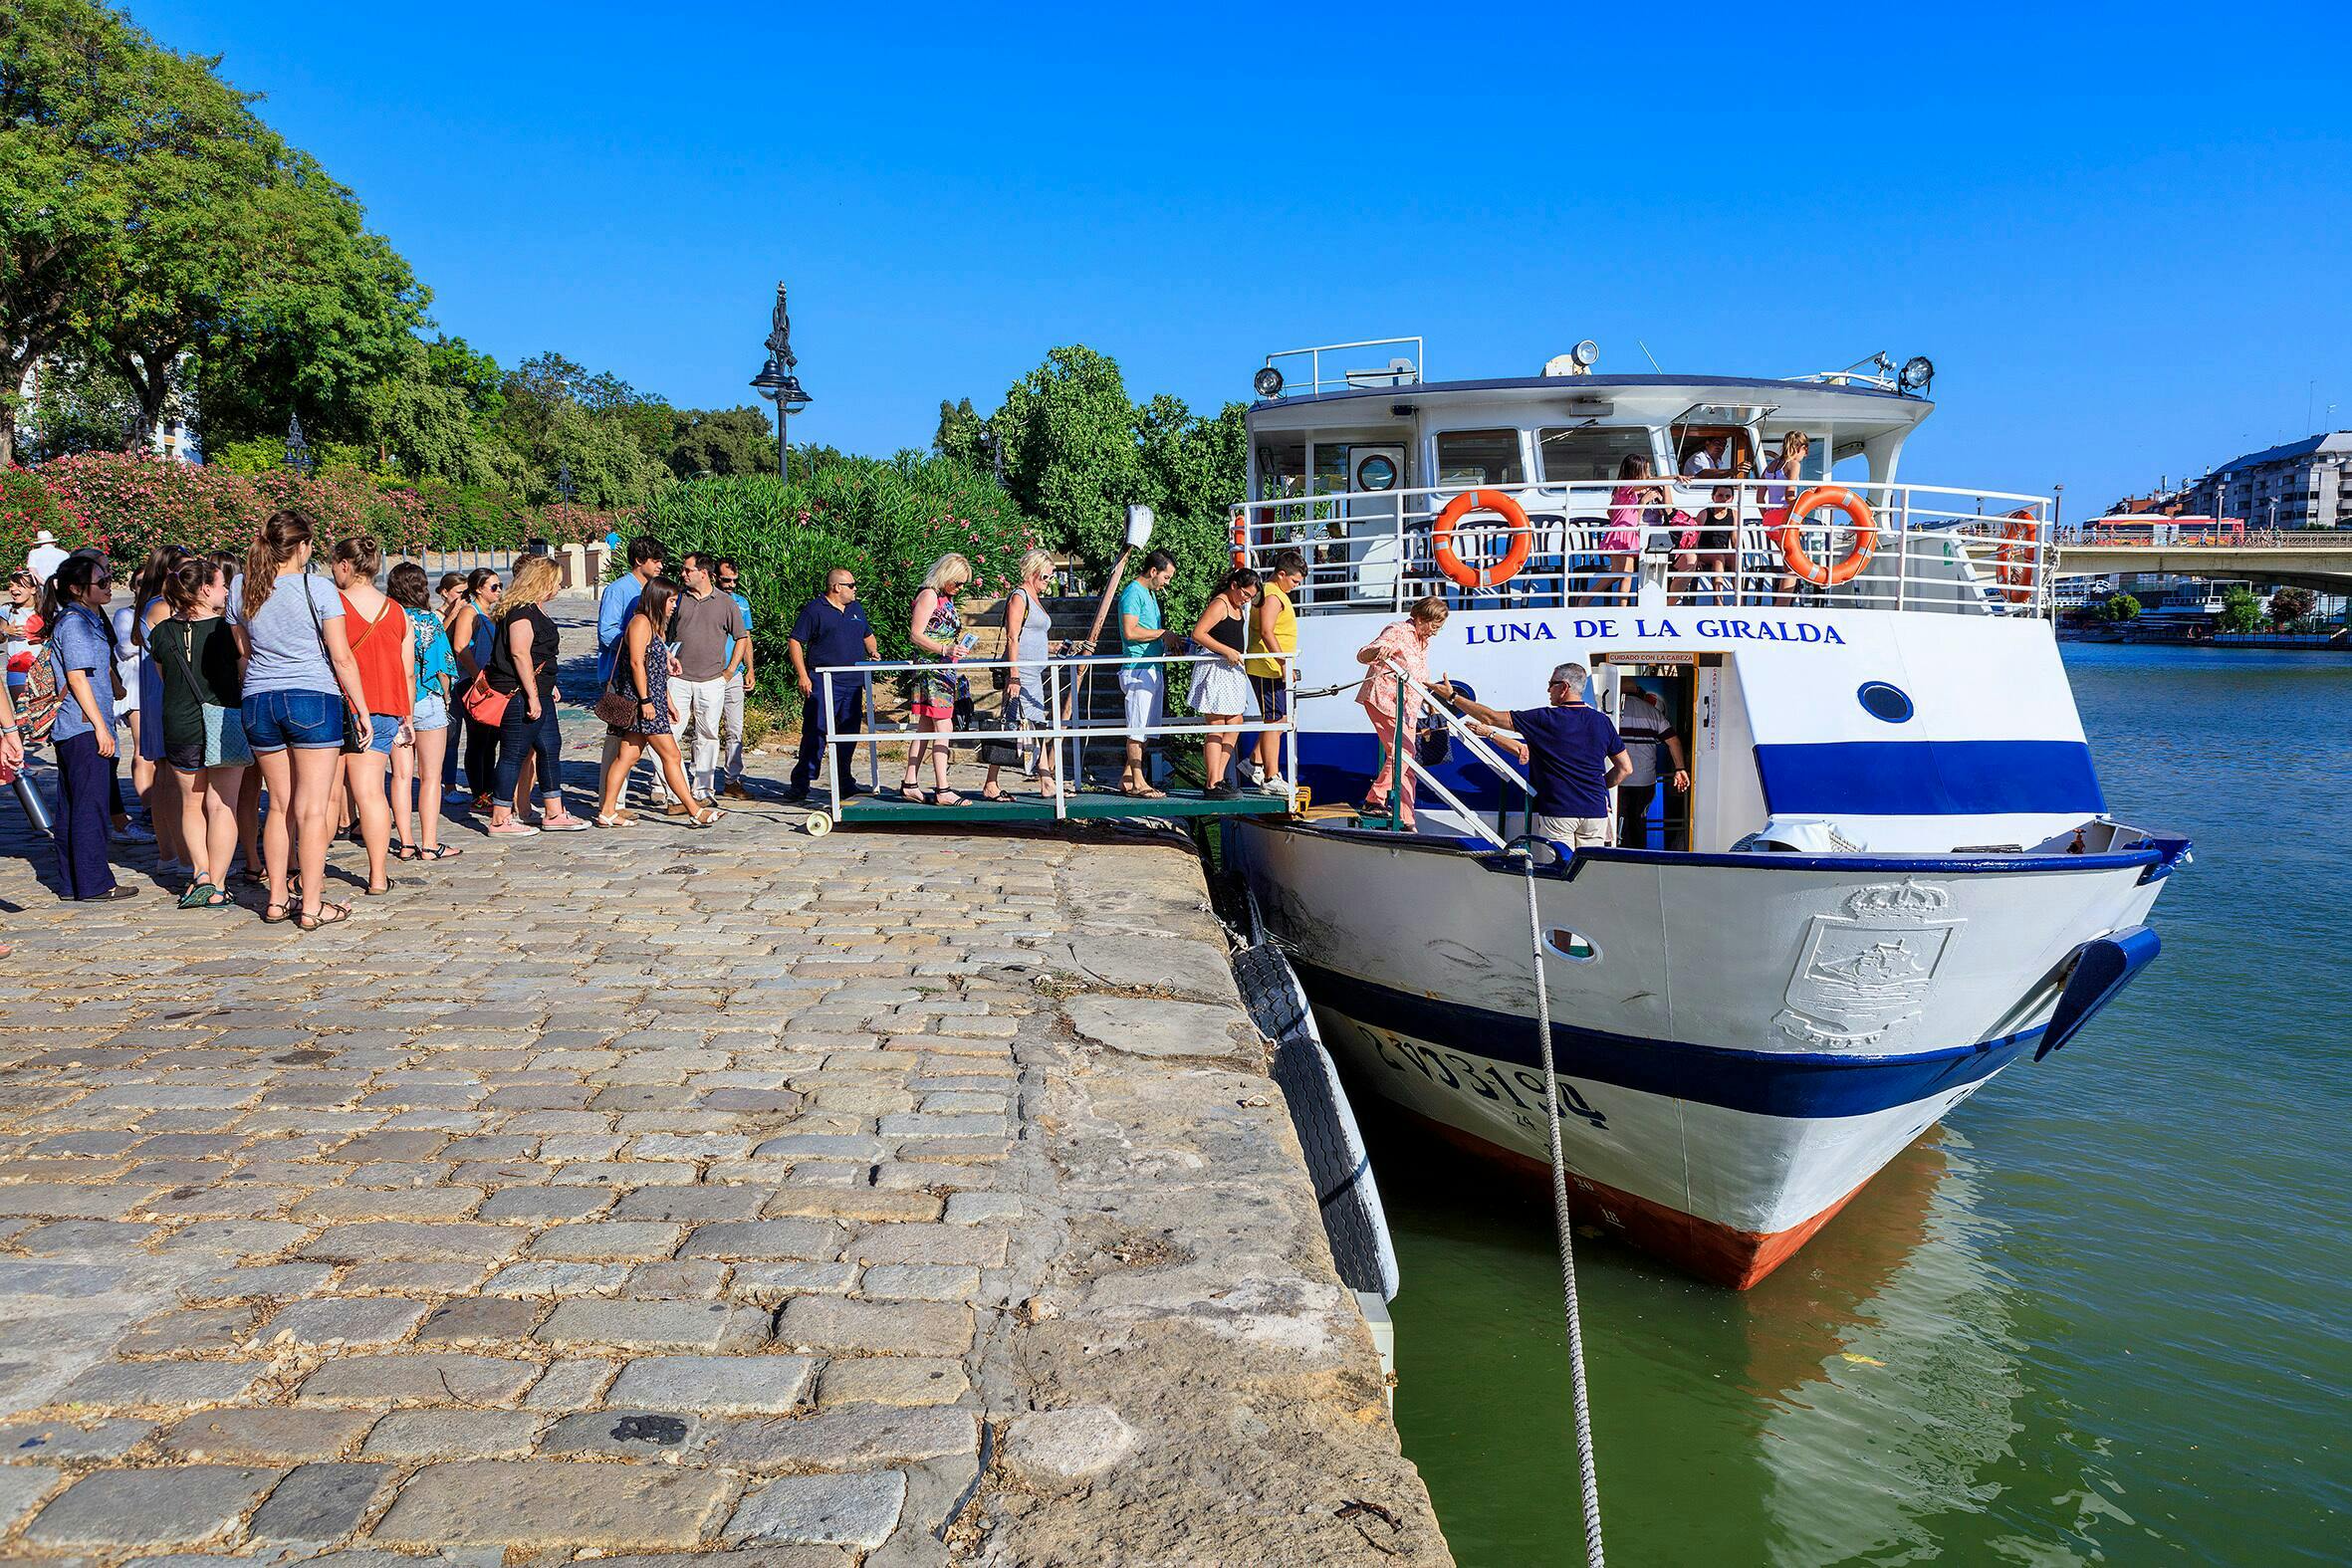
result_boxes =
[2053,532,2352,593]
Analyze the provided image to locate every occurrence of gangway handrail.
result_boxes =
[815,649,1298,826]
[1354,658,1535,849]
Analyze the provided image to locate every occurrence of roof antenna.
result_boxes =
[1636,339,1663,372]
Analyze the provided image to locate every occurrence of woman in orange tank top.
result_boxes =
[330,537,414,897]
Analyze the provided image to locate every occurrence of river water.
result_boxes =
[1377,644,2350,1566]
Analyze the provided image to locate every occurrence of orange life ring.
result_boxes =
[1778,486,1876,586]
[1432,489,1533,589]
[1232,512,1250,567]
[1995,509,2038,602]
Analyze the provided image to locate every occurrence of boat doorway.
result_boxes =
[1592,653,1715,851]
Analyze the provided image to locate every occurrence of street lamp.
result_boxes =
[750,283,813,484]
[976,421,1003,487]
[283,411,314,478]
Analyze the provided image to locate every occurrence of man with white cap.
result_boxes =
[25,530,66,588]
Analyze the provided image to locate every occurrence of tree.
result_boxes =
[989,345,1145,573]
[2218,586,2265,634]
[932,396,985,470]
[667,406,776,479]
[2101,593,2141,622]
[19,356,140,459]
[2266,585,2316,626]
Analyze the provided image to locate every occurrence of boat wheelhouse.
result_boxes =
[1224,338,2185,1287]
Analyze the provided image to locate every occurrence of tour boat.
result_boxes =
[1222,339,2189,1287]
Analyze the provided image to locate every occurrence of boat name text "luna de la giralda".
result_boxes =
[1462,615,1849,646]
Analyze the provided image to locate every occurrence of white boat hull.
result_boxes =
[1232,820,2176,1286]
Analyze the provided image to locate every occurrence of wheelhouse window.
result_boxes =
[1434,429,1525,486]
[1255,438,1306,502]
[1538,425,1655,483]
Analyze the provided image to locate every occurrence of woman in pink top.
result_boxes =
[1353,596,1451,828]
[1589,453,1669,606]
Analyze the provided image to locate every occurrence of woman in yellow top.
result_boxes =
[1244,549,1305,786]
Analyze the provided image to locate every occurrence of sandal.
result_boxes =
[980,785,1007,801]
[295,902,352,931]
[391,842,423,861]
[593,813,631,828]
[176,881,230,910]
[363,880,399,897]
[933,790,966,806]
[262,901,291,925]
[898,784,928,803]
[1122,785,1169,799]
[689,807,722,828]
[418,843,462,858]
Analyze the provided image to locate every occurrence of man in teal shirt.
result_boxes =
[1117,550,1179,797]
[716,558,755,798]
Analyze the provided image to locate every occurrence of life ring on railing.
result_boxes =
[1431,489,1533,588]
[1232,512,1250,567]
[1995,509,2038,602]
[1777,486,1876,586]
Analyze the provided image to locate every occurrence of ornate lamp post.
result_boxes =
[750,283,813,483]
[976,421,1004,487]
[283,412,314,478]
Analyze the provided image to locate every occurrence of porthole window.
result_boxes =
[1856,681,1913,724]
[1545,929,1599,962]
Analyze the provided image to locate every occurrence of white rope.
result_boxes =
[1516,839,1605,1567]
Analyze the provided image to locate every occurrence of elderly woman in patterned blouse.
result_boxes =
[1353,594,1453,828]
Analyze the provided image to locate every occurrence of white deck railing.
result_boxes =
[815,650,1297,822]
[1234,478,2055,618]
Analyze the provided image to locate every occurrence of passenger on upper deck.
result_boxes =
[1758,432,1810,605]
[1689,486,1741,605]
[1681,433,1737,479]
[1589,456,1667,605]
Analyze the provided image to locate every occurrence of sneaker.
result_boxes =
[486,820,540,837]
[1204,783,1239,800]
[115,820,155,844]
[722,781,752,800]
[442,788,472,804]
[538,814,589,832]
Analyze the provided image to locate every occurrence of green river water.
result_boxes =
[1374,644,2350,1566]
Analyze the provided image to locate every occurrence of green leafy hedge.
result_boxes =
[639,457,1042,678]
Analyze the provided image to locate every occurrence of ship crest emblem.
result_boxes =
[1775,881,1960,1048]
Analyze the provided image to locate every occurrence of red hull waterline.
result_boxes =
[1413,1112,1876,1289]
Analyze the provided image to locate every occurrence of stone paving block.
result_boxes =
[728,1261,859,1303]
[0,1418,152,1461]
[246,1461,397,1544]
[607,1355,816,1416]
[159,1409,376,1463]
[518,1359,613,1412]
[762,1188,942,1224]
[696,1408,977,1471]
[298,1223,520,1263]
[773,1297,974,1357]
[25,1464,281,1549]
[294,1354,540,1407]
[416,1296,543,1343]
[534,1299,767,1352]
[260,1296,431,1348]
[117,1305,256,1358]
[360,1410,545,1460]
[858,1263,982,1302]
[370,1459,734,1548]
[14,1219,156,1254]
[474,1187,612,1223]
[290,1189,483,1224]
[481,1260,631,1296]
[50,1361,263,1411]
[178,1262,338,1304]
[538,1408,700,1457]
[679,1219,842,1262]
[876,1113,1009,1140]
[0,1184,160,1220]
[842,1225,1007,1268]
[608,1186,767,1222]
[942,1191,1022,1226]
[154,1219,311,1256]
[726,1470,907,1550]
[815,1358,969,1409]
[524,1222,683,1261]
[0,1462,59,1529]
[751,1133,887,1162]
[339,1260,494,1295]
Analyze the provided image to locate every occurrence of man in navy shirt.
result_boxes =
[1444,660,1631,850]
[785,567,879,801]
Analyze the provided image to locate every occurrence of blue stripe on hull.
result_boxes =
[1754,740,2105,816]
[1291,959,2039,1120]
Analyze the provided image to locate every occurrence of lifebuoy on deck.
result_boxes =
[1432,489,1533,589]
[1996,509,2039,602]
[1778,486,1876,586]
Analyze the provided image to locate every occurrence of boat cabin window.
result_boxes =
[1434,428,1526,486]
[1255,438,1306,502]
[1675,426,1757,478]
[1538,425,1655,484]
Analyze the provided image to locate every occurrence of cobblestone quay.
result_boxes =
[0,604,1447,1566]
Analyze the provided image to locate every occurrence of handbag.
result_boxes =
[302,572,366,754]
[461,669,510,727]
[592,662,638,729]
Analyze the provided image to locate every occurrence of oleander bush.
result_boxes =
[0,466,90,569]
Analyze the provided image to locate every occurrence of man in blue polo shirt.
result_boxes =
[785,566,879,801]
[1444,660,1631,851]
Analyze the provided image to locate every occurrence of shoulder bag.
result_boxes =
[592,644,639,729]
[300,575,366,754]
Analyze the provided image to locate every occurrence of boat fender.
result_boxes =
[1432,489,1534,589]
[1778,486,1876,586]
[1232,511,1250,567]
[2036,924,2161,1059]
[1996,509,2039,602]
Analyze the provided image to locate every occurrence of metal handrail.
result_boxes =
[816,650,1298,823]
[1262,336,1425,396]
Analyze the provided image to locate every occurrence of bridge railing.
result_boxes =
[2056,529,2350,549]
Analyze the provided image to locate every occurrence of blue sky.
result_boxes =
[138,0,2350,516]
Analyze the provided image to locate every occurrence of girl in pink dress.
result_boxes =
[1589,453,1668,605]
[1353,596,1451,828]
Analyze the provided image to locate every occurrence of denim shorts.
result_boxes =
[241,687,345,753]
[413,692,449,733]
[365,714,404,755]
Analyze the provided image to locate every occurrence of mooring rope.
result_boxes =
[1514,836,1606,1567]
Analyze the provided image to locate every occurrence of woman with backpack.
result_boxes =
[42,556,133,901]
